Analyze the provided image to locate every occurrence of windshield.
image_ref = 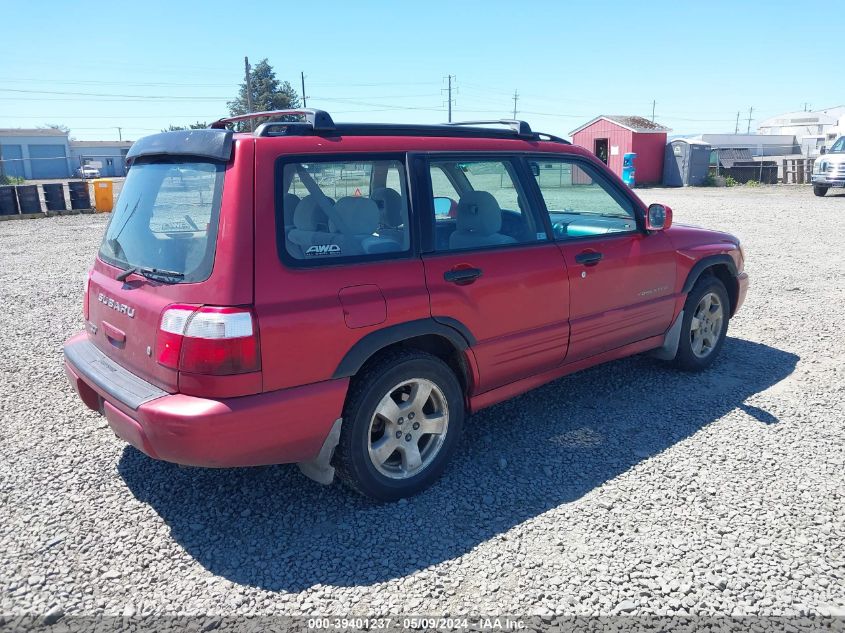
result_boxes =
[98,158,225,283]
[829,137,845,153]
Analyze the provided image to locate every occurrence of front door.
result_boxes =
[419,156,570,394]
[527,156,676,362]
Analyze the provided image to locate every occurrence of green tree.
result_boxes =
[41,123,70,134]
[162,121,209,132]
[227,58,301,130]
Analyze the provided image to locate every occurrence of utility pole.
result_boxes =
[735,111,740,134]
[301,71,307,108]
[651,100,656,123]
[512,89,519,120]
[746,106,753,134]
[447,75,453,123]
[116,127,122,142]
[244,56,255,131]
[442,75,455,122]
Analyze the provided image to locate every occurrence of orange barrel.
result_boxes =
[93,178,114,213]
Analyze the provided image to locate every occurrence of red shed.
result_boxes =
[570,115,670,185]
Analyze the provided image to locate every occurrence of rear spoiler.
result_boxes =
[125,129,234,164]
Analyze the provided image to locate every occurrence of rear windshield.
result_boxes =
[98,159,225,283]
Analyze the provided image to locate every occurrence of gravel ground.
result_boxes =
[0,185,843,624]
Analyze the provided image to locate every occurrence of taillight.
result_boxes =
[156,305,260,375]
[83,272,91,321]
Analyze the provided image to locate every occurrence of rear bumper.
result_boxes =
[63,333,349,467]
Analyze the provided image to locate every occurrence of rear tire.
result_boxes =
[334,349,464,501]
[814,185,828,197]
[673,276,730,372]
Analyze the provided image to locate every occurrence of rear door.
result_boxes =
[417,154,570,394]
[253,146,432,393]
[526,156,676,362]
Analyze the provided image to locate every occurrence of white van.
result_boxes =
[812,137,845,196]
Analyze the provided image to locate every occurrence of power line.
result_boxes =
[0,77,237,88]
[0,88,229,100]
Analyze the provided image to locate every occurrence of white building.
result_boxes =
[757,106,845,156]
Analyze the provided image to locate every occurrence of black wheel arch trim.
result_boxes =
[681,254,738,294]
[332,317,475,379]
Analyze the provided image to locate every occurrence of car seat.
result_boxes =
[449,191,517,250]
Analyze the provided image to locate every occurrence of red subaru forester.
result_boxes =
[64,110,748,500]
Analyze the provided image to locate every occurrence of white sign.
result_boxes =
[610,146,620,156]
[87,161,103,168]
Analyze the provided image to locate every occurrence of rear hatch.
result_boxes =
[85,130,255,395]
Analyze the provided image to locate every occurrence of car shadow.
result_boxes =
[117,337,797,592]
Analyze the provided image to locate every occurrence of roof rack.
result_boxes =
[447,119,535,138]
[209,109,336,132]
[206,109,568,143]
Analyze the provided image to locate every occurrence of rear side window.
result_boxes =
[277,158,410,264]
[98,159,225,282]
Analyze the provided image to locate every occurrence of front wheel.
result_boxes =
[814,185,828,197]
[334,350,464,501]
[673,276,730,371]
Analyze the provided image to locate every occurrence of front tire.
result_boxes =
[814,185,828,197]
[334,350,464,501]
[673,276,730,371]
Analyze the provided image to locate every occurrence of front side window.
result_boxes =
[98,159,225,282]
[429,159,546,252]
[529,158,637,239]
[279,159,410,262]
[829,137,845,153]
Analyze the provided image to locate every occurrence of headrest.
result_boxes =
[456,191,502,236]
[330,197,380,235]
[293,195,330,231]
[371,188,404,227]
[283,193,301,213]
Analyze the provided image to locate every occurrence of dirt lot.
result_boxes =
[0,185,842,625]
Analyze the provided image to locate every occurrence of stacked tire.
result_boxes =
[15,185,41,214]
[0,186,18,216]
[42,183,67,212]
[68,181,91,210]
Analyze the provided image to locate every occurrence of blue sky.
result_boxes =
[1,0,837,141]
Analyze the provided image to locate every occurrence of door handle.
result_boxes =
[575,251,603,266]
[444,267,483,284]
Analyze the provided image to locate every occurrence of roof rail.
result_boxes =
[209,109,336,132]
[447,119,535,138]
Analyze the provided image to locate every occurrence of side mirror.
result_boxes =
[433,196,457,218]
[645,203,672,231]
[820,146,827,155]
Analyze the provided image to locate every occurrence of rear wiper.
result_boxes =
[116,266,185,283]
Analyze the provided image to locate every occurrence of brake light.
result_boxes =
[156,305,260,375]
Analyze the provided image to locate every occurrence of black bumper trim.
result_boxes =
[64,339,168,410]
